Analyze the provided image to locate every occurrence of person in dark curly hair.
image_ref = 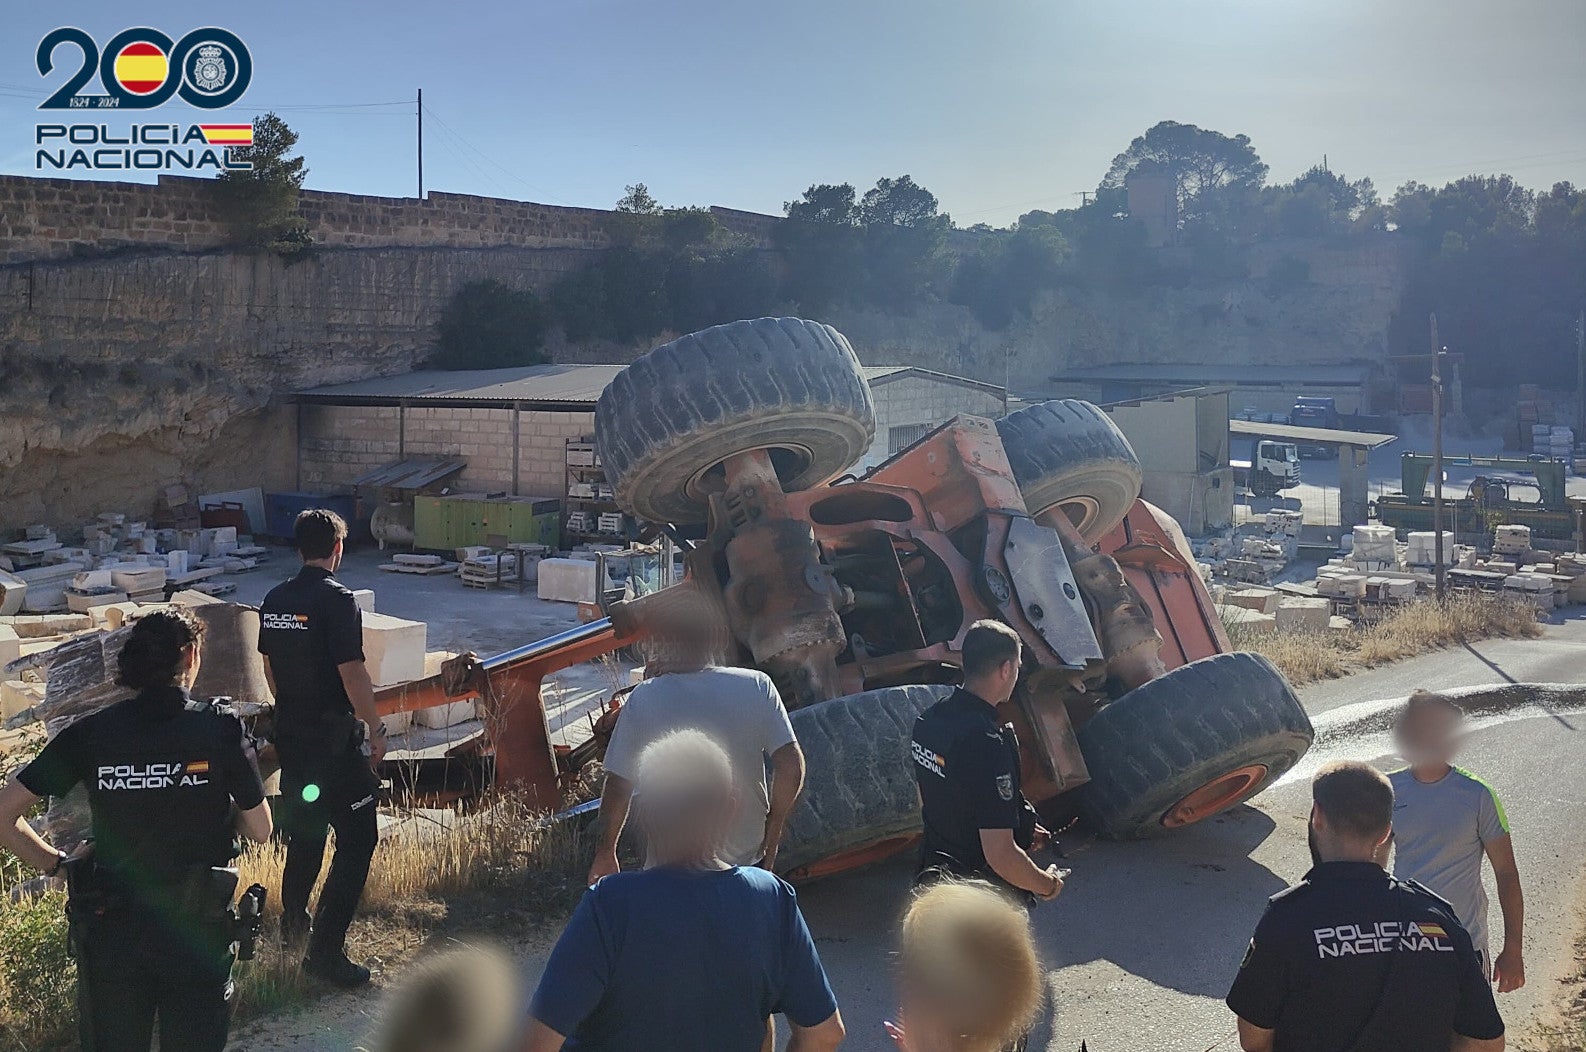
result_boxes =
[0,608,271,1052]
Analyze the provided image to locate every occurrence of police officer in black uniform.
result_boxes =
[258,508,385,987]
[0,608,271,1052]
[1227,760,1505,1052]
[911,619,1065,904]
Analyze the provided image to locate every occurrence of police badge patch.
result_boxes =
[995,773,1014,801]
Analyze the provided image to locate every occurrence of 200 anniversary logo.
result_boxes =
[34,26,255,172]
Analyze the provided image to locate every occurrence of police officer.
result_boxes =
[258,508,385,987]
[0,609,271,1052]
[910,619,1064,904]
[1227,760,1505,1052]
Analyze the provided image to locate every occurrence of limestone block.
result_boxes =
[538,558,600,604]
[1226,588,1280,615]
[352,589,375,613]
[363,611,427,687]
[0,625,19,668]
[1221,607,1277,633]
[2,679,45,720]
[1276,597,1331,632]
[412,699,478,730]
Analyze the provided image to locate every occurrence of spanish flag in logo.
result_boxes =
[186,760,211,775]
[113,42,168,97]
[199,125,254,148]
[1419,923,1448,939]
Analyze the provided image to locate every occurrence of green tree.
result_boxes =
[211,112,310,254]
[615,183,661,214]
[434,280,549,369]
[949,224,1069,328]
[1101,120,1268,223]
[776,183,864,312]
[858,175,952,307]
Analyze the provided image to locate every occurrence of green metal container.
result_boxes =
[413,494,561,551]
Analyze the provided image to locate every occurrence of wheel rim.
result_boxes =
[1034,497,1100,536]
[684,443,815,503]
[1161,764,1268,828]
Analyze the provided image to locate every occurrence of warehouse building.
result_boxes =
[294,363,1007,501]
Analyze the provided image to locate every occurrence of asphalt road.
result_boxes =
[233,616,1586,1051]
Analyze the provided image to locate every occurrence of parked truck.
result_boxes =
[1232,439,1301,497]
[1289,397,1339,459]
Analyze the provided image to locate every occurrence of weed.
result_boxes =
[1227,594,1544,687]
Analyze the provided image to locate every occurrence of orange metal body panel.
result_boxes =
[1098,501,1230,669]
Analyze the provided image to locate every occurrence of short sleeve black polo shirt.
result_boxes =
[1227,861,1504,1052]
[257,565,365,748]
[911,688,1034,878]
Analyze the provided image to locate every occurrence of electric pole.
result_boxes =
[417,87,424,200]
[1430,314,1447,599]
[1576,308,1584,436]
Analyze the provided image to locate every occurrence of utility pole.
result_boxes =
[1576,308,1584,436]
[417,87,424,200]
[1430,314,1447,599]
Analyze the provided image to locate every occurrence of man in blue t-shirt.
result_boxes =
[524,729,844,1052]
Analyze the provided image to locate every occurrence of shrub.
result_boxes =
[0,890,76,1050]
[434,280,549,370]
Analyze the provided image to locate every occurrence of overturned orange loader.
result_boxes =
[375,318,1312,881]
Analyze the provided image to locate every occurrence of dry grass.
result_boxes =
[1,792,591,1049]
[1226,593,1545,687]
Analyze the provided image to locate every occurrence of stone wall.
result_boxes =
[297,404,593,500]
[0,174,781,264]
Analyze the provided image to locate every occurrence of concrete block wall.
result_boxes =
[858,377,1006,471]
[296,403,593,498]
[517,410,596,497]
[298,406,402,489]
[402,407,516,492]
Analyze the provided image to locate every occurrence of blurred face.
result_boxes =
[1396,703,1462,766]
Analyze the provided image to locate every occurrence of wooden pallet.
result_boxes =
[379,561,458,576]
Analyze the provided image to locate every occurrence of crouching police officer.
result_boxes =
[0,609,272,1052]
[1227,761,1505,1052]
[258,508,384,987]
[911,619,1065,904]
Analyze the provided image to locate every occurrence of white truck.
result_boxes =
[1232,439,1300,498]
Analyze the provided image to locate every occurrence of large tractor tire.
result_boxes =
[1076,652,1312,839]
[776,684,953,880]
[595,318,876,524]
[996,399,1143,543]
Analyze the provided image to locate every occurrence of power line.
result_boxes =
[420,102,571,205]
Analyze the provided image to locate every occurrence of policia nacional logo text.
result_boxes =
[98,759,210,791]
[33,26,254,173]
[1313,920,1455,959]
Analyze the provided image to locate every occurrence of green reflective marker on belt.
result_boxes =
[301,783,321,803]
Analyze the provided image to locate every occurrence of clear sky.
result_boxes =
[4,0,1584,226]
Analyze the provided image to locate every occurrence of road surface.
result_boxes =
[232,615,1586,1051]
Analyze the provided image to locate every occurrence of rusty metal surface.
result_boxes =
[351,457,468,491]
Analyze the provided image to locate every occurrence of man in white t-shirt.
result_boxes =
[588,594,806,880]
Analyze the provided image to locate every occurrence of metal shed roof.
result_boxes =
[298,363,1004,409]
[1230,419,1397,449]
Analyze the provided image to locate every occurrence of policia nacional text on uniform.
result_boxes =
[257,509,386,987]
[0,609,273,1052]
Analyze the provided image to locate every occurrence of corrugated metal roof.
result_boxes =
[1230,419,1397,449]
[299,364,626,406]
[1050,363,1375,385]
[300,363,1001,407]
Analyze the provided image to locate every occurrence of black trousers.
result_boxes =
[277,746,380,958]
[79,912,232,1052]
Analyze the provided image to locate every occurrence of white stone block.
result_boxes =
[2,679,45,720]
[362,612,427,687]
[352,589,375,613]
[380,710,413,736]
[538,558,600,604]
[1276,597,1331,632]
[1226,588,1280,614]
[1221,607,1277,633]
[0,625,19,669]
[412,699,478,729]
